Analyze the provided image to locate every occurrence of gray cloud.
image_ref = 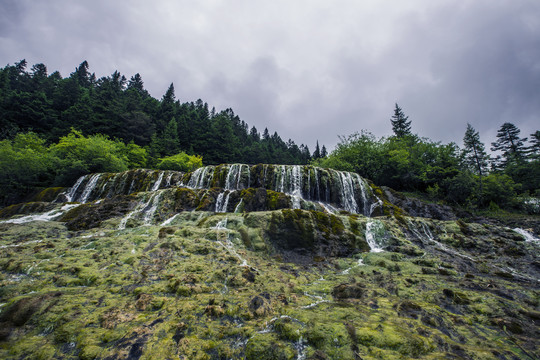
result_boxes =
[1,0,539,151]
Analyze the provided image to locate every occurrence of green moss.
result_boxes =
[245,333,295,360]
[30,187,65,202]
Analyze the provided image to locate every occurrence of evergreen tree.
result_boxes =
[390,103,411,138]
[528,130,540,160]
[313,140,321,159]
[490,122,527,168]
[249,126,260,142]
[462,124,489,177]
[321,145,328,158]
[262,128,270,141]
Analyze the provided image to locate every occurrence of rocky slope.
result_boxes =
[0,164,538,359]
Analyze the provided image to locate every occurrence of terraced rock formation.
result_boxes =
[0,164,538,359]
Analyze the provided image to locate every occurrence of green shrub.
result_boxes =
[156,152,203,172]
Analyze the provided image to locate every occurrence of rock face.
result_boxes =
[0,164,539,360]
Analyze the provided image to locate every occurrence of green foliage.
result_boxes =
[480,173,519,208]
[0,130,149,206]
[50,129,129,185]
[0,132,55,204]
[156,152,203,172]
[0,60,314,166]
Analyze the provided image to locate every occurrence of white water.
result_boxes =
[339,172,358,213]
[142,192,163,225]
[64,175,86,202]
[118,191,163,229]
[215,191,231,213]
[365,220,385,252]
[0,204,79,225]
[369,196,383,217]
[340,258,365,275]
[234,199,243,213]
[0,239,43,249]
[290,165,303,209]
[513,228,540,242]
[160,213,179,226]
[78,174,102,203]
[408,220,475,261]
[151,172,164,191]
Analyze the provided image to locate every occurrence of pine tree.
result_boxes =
[462,124,489,202]
[313,140,321,159]
[390,103,411,138]
[528,130,540,160]
[490,122,527,168]
[321,145,328,158]
[462,124,489,176]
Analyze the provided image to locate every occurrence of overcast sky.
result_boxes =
[1,0,539,151]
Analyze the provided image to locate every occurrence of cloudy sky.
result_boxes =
[1,0,539,151]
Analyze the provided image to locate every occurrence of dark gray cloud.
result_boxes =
[1,0,539,151]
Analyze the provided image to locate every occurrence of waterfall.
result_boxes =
[151,172,164,191]
[119,191,163,229]
[355,174,370,216]
[234,199,243,213]
[369,196,383,216]
[225,164,245,190]
[365,220,384,252]
[143,192,163,225]
[215,191,231,213]
[165,172,174,187]
[513,228,540,242]
[78,174,102,203]
[290,165,303,209]
[338,172,358,213]
[187,166,213,189]
[65,175,87,202]
[0,204,80,225]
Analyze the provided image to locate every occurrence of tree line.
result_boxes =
[0,60,326,166]
[315,104,539,211]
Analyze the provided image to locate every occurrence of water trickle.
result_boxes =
[160,213,179,226]
[365,220,385,252]
[151,172,164,191]
[369,196,383,217]
[234,199,243,213]
[513,228,540,242]
[119,192,162,229]
[0,204,79,225]
[165,172,174,187]
[142,192,163,225]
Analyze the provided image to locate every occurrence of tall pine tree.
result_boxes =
[490,122,527,168]
[462,124,489,176]
[390,103,411,138]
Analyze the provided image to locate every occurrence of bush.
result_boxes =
[0,132,56,205]
[156,152,203,172]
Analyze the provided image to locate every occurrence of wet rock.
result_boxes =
[134,294,153,311]
[248,293,272,317]
[382,187,464,220]
[332,282,365,300]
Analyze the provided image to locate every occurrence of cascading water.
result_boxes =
[0,204,80,225]
[64,175,86,202]
[55,164,379,218]
[338,172,358,213]
[215,191,231,213]
[78,174,102,203]
[365,220,385,252]
[151,172,164,192]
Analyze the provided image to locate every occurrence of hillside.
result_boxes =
[0,164,538,359]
